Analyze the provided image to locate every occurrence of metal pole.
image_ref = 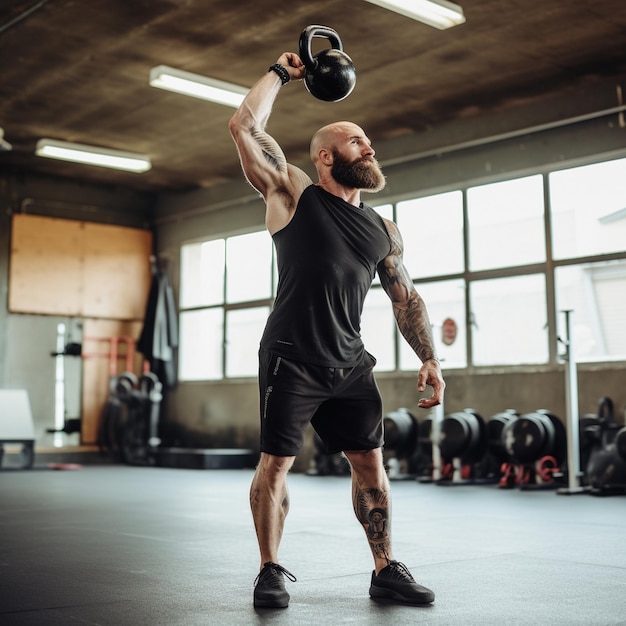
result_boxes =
[431,402,443,481]
[557,310,586,495]
[53,323,66,448]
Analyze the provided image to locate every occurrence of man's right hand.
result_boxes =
[275,52,306,81]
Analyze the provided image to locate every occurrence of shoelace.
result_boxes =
[383,561,416,582]
[254,562,297,586]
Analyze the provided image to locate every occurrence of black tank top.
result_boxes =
[260,184,392,367]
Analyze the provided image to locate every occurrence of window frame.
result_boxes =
[177,156,626,380]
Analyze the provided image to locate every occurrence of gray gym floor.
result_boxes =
[0,464,624,625]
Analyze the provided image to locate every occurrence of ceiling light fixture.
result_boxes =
[362,0,465,29]
[149,65,249,107]
[0,127,12,151]
[36,139,151,173]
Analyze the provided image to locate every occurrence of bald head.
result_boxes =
[309,121,367,165]
[309,121,385,192]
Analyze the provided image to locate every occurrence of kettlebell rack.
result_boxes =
[83,335,162,465]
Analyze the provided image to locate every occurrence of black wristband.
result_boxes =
[268,63,290,85]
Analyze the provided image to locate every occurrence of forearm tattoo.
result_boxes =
[353,487,391,562]
[379,227,437,363]
[395,294,437,363]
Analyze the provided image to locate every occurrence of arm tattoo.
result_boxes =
[353,487,392,562]
[251,128,287,173]
[379,224,437,363]
[396,293,437,363]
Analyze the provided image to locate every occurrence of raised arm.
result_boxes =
[378,218,445,408]
[228,52,312,234]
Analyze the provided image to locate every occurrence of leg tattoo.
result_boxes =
[353,487,392,562]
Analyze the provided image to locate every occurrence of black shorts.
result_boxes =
[258,348,384,456]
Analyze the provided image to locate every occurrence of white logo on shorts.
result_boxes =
[263,385,273,419]
[273,357,282,375]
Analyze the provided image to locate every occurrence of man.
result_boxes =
[229,51,445,609]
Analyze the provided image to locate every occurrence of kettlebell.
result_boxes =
[298,25,356,102]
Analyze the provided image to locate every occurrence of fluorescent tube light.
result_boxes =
[149,65,249,107]
[0,127,12,151]
[36,139,151,173]
[362,0,465,29]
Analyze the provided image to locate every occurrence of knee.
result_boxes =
[256,453,295,480]
[344,448,386,481]
[344,448,383,469]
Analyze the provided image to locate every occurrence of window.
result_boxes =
[225,307,271,377]
[179,231,273,381]
[397,191,464,278]
[180,239,225,308]
[399,279,467,370]
[470,274,548,366]
[179,308,224,380]
[178,156,626,380]
[555,260,626,361]
[549,158,626,260]
[467,175,545,271]
[226,231,273,304]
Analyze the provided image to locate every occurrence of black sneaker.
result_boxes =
[369,560,435,605]
[253,562,297,608]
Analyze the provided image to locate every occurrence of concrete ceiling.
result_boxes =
[1,0,626,194]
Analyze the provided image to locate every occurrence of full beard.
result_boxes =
[331,151,386,193]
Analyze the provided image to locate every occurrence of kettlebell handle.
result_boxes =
[299,25,344,70]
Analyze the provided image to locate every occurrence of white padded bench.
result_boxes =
[0,389,36,469]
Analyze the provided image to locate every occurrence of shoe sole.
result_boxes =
[254,600,289,609]
[370,587,434,606]
[254,595,290,609]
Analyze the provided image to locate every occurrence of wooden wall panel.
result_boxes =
[9,214,152,320]
[82,222,153,319]
[9,215,84,315]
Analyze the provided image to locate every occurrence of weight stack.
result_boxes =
[437,408,488,485]
[501,409,567,490]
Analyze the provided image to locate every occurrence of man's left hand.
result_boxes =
[416,359,445,409]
